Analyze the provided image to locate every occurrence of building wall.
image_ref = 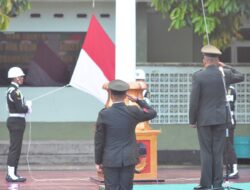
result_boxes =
[1,1,114,122]
[147,12,194,62]
[0,2,249,160]
[6,1,203,63]
[142,66,250,124]
[7,1,115,40]
[1,65,249,122]
[1,1,249,123]
[136,2,148,62]
[0,86,104,122]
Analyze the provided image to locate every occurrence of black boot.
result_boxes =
[6,174,26,183]
[228,164,239,179]
[224,164,232,179]
[14,166,26,182]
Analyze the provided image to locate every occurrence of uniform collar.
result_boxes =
[11,82,19,88]
[206,64,217,69]
[112,102,125,107]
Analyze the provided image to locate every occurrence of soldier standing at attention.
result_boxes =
[135,69,151,104]
[224,85,239,179]
[189,45,244,190]
[6,67,32,182]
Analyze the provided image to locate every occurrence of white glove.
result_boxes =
[26,100,32,107]
[26,100,32,114]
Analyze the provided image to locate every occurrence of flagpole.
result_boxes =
[115,0,136,82]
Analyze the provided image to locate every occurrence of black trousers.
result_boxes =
[103,165,135,190]
[223,126,237,165]
[7,117,26,167]
[197,124,226,188]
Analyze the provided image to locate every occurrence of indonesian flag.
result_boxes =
[70,15,115,104]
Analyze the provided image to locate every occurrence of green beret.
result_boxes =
[108,79,129,92]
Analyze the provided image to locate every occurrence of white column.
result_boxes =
[115,0,136,82]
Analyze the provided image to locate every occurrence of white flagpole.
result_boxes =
[115,0,136,82]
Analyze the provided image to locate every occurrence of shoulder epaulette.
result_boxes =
[100,107,106,112]
[7,87,15,94]
[194,68,203,74]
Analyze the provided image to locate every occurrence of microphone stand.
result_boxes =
[217,67,243,190]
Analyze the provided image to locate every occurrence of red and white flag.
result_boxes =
[70,15,115,104]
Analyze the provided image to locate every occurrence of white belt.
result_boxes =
[9,113,26,118]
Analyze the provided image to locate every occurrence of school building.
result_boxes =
[0,0,249,166]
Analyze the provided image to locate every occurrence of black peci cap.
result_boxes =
[108,79,129,92]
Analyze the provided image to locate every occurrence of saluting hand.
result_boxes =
[126,94,138,102]
[217,61,225,67]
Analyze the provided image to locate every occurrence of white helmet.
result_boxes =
[135,69,146,80]
[8,67,25,78]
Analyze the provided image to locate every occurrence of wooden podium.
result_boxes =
[102,81,161,181]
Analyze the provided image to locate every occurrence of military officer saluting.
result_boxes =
[6,67,32,182]
[189,45,244,190]
[95,79,157,190]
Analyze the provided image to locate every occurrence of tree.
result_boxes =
[151,0,250,49]
[0,0,31,31]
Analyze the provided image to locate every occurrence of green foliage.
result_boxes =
[151,0,250,49]
[0,12,10,30]
[0,0,31,31]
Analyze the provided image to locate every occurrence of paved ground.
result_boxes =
[0,165,249,190]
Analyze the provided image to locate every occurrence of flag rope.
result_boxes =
[26,84,92,181]
[26,121,90,182]
[25,84,91,181]
[31,84,69,102]
[201,0,210,45]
